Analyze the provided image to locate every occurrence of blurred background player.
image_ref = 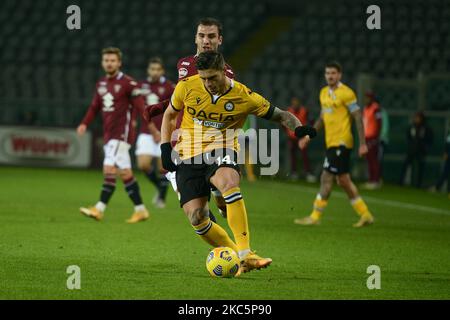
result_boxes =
[77,47,149,223]
[399,111,433,188]
[136,57,175,208]
[238,116,257,182]
[285,96,315,182]
[362,91,382,190]
[295,61,374,228]
[379,104,390,183]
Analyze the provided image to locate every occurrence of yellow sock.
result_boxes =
[310,196,328,220]
[223,187,250,255]
[351,197,372,218]
[193,218,239,253]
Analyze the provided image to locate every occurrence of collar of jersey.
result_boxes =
[106,71,123,81]
[146,76,166,84]
[207,78,234,104]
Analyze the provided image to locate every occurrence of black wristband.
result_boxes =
[295,126,317,139]
[161,142,172,153]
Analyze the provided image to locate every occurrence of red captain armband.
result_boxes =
[143,99,170,121]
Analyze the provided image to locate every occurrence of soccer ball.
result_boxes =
[206,247,240,278]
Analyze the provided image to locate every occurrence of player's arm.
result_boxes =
[144,99,170,121]
[148,122,161,143]
[345,89,367,157]
[129,81,147,117]
[269,107,317,149]
[160,103,181,171]
[161,103,179,144]
[314,113,324,131]
[269,107,302,131]
[249,90,316,145]
[160,82,185,171]
[77,90,101,136]
[350,108,368,157]
[146,81,176,121]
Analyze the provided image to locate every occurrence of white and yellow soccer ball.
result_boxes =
[206,247,240,278]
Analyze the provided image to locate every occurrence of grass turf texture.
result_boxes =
[0,166,449,299]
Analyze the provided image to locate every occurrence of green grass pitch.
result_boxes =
[0,166,449,299]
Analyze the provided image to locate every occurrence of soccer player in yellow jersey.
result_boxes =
[160,51,317,274]
[295,61,375,228]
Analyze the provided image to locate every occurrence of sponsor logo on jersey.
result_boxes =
[187,106,235,122]
[181,61,190,66]
[140,88,150,95]
[193,118,225,129]
[322,106,334,114]
[98,86,107,95]
[224,101,235,112]
[178,68,188,78]
[102,92,115,112]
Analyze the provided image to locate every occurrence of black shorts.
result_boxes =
[323,146,351,174]
[175,149,241,207]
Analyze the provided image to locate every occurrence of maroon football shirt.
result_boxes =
[139,77,175,133]
[81,72,146,144]
[176,55,235,80]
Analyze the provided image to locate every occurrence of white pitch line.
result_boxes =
[361,196,450,216]
[286,184,450,216]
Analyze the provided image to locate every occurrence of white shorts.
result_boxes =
[135,133,161,157]
[103,139,132,169]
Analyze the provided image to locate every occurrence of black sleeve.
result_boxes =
[262,105,275,120]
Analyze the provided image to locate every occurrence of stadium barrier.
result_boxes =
[0,125,92,168]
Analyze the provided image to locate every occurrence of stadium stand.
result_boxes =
[242,0,450,111]
[0,0,266,126]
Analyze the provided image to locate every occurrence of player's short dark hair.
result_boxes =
[196,51,225,71]
[325,61,342,73]
[102,47,122,60]
[148,56,164,68]
[197,17,223,36]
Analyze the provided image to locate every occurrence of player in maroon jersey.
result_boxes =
[136,57,175,208]
[145,18,234,119]
[77,47,150,224]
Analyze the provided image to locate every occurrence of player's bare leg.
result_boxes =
[295,170,334,225]
[211,187,227,218]
[80,165,118,221]
[183,197,239,252]
[337,174,374,227]
[210,167,272,273]
[121,168,150,223]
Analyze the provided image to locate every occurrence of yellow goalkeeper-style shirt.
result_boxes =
[319,82,359,149]
[170,75,273,160]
